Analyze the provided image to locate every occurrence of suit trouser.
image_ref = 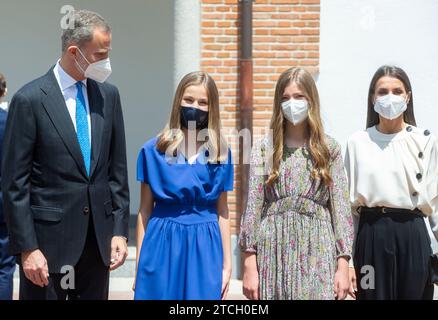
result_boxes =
[19,217,110,300]
[0,223,16,300]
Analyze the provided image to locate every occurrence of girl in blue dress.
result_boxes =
[134,71,234,300]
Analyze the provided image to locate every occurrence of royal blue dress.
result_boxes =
[134,137,234,300]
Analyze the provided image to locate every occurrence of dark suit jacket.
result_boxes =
[1,68,130,273]
[0,108,8,224]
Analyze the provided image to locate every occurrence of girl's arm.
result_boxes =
[133,183,154,291]
[217,191,232,300]
[239,139,266,300]
[329,141,355,300]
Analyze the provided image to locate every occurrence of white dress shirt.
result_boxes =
[345,125,438,241]
[53,60,92,142]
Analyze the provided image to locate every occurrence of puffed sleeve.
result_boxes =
[239,138,266,253]
[425,135,438,241]
[136,146,149,184]
[328,139,354,260]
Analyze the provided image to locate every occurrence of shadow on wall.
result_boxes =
[0,0,175,217]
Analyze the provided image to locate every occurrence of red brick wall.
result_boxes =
[200,0,320,235]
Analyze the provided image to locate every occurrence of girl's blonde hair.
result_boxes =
[156,71,228,163]
[266,67,332,187]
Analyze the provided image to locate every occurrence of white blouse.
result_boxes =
[345,125,438,241]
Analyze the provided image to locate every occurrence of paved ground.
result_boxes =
[106,279,247,300]
[12,278,247,300]
[12,278,438,300]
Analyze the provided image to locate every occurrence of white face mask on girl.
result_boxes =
[281,98,309,125]
[374,94,407,120]
[75,48,112,83]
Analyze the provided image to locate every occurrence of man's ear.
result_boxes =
[2,87,7,98]
[66,45,77,57]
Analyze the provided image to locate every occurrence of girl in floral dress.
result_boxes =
[239,67,354,300]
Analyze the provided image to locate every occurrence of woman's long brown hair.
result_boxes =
[266,67,332,187]
[366,65,416,129]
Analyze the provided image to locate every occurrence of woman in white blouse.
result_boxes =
[345,65,438,300]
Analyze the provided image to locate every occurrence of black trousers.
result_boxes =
[0,223,16,300]
[354,208,433,300]
[19,217,109,300]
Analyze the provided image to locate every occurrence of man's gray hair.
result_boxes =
[61,10,111,52]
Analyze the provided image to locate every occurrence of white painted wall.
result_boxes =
[319,0,438,249]
[174,0,201,89]
[0,0,175,218]
[319,0,438,148]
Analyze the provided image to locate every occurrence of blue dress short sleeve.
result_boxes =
[136,147,149,184]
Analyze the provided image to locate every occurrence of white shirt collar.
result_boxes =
[177,144,208,164]
[53,59,87,92]
[0,101,8,111]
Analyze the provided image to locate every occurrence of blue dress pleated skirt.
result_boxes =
[134,137,234,300]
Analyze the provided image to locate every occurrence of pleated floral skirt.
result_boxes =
[257,204,338,300]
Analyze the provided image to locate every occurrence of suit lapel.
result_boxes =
[87,79,104,178]
[40,69,89,178]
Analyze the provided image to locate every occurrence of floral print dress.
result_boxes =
[239,135,354,300]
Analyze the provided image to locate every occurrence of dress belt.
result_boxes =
[356,206,426,218]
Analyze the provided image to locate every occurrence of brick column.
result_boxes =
[200,0,320,278]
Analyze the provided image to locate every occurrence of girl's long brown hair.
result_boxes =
[156,71,228,163]
[266,67,332,187]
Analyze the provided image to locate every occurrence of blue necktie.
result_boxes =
[75,82,91,176]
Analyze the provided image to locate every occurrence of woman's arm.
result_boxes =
[239,139,266,300]
[329,141,355,300]
[242,252,259,300]
[239,139,266,254]
[426,136,438,242]
[217,191,232,300]
[133,183,154,291]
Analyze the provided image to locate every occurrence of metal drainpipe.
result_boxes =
[238,0,253,255]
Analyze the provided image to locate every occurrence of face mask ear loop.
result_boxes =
[74,59,86,75]
[74,47,92,75]
[76,47,92,65]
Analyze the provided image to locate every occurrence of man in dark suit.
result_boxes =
[0,73,16,300]
[1,10,130,300]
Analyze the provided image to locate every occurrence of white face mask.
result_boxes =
[281,98,309,125]
[374,94,407,120]
[75,48,112,83]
